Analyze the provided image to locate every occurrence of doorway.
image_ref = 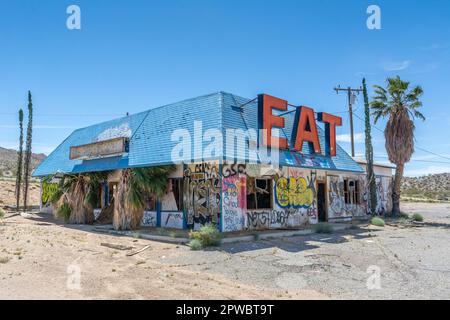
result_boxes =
[317,182,327,222]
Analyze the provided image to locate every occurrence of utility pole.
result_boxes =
[334,85,363,158]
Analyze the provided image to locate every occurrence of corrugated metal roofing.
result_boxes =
[33,92,363,177]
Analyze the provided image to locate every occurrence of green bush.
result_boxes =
[412,213,424,222]
[314,223,333,234]
[57,203,71,222]
[371,217,385,227]
[0,208,5,219]
[399,212,410,219]
[189,224,222,247]
[189,239,203,251]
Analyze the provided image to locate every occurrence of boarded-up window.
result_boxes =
[344,179,360,205]
[247,178,273,210]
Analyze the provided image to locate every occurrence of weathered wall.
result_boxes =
[183,162,221,230]
[327,174,366,221]
[160,211,184,229]
[221,168,247,232]
[327,174,393,220]
[219,165,317,231]
[39,162,392,231]
[246,167,316,231]
[375,176,393,215]
[141,210,157,227]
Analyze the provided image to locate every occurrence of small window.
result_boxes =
[343,179,360,205]
[247,177,273,210]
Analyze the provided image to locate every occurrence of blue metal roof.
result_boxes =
[33,92,363,177]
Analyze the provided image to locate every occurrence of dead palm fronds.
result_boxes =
[50,171,110,224]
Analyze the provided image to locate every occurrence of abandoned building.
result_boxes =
[33,92,393,232]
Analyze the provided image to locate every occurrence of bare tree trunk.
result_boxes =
[113,169,144,230]
[392,163,404,216]
[67,177,91,224]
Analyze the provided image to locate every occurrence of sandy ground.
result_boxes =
[0,179,40,207]
[0,202,449,300]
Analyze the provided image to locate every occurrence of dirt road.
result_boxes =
[0,202,449,299]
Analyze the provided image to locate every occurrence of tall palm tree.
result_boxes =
[371,76,425,216]
[113,165,175,230]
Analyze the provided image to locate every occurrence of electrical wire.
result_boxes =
[352,112,450,163]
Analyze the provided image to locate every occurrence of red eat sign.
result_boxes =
[258,94,342,157]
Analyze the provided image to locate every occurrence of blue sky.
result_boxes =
[1,0,449,176]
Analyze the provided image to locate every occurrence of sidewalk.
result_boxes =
[92,222,364,245]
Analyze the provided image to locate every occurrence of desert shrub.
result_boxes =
[132,232,141,239]
[189,239,203,251]
[371,217,385,227]
[314,223,333,234]
[57,202,72,222]
[189,224,222,247]
[0,257,10,264]
[412,213,424,222]
[0,208,5,219]
[399,212,410,219]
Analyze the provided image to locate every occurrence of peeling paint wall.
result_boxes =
[245,166,315,230]
[327,175,366,221]
[327,173,393,221]
[221,166,247,232]
[375,176,393,215]
[219,164,316,232]
[183,162,221,230]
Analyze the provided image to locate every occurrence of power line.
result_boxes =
[333,85,364,158]
[373,156,450,165]
[352,112,450,162]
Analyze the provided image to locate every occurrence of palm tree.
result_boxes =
[113,166,175,230]
[51,172,109,224]
[371,76,425,216]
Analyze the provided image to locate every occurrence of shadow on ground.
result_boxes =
[219,226,380,254]
[8,211,382,255]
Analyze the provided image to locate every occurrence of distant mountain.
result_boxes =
[402,173,450,201]
[0,147,46,177]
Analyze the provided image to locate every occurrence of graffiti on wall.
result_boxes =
[328,175,366,219]
[141,211,157,227]
[222,163,246,178]
[277,168,317,221]
[245,167,315,230]
[222,173,246,232]
[161,212,184,229]
[246,208,307,230]
[183,163,221,229]
[328,176,350,218]
[375,177,392,215]
[275,176,315,209]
